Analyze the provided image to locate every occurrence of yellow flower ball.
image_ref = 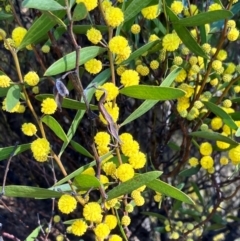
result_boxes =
[0,28,6,40]
[212,60,222,71]
[211,117,223,130]
[149,34,159,42]
[71,220,88,236]
[171,1,184,14]
[199,142,213,156]
[84,58,102,74]
[175,69,187,82]
[121,215,131,226]
[0,75,11,88]
[82,167,95,176]
[216,49,227,61]
[104,215,117,230]
[41,45,50,53]
[200,156,214,169]
[227,20,236,29]
[189,157,199,167]
[109,234,123,241]
[94,131,111,146]
[58,194,77,214]
[115,45,131,64]
[103,162,116,176]
[162,33,180,51]
[141,5,160,20]
[95,82,119,101]
[86,27,102,44]
[120,69,140,87]
[109,36,128,55]
[116,163,134,182]
[183,4,198,16]
[21,123,37,136]
[76,0,97,11]
[134,195,145,206]
[128,151,146,169]
[24,71,40,86]
[208,3,222,11]
[131,24,141,34]
[220,156,229,165]
[105,7,124,28]
[94,223,110,239]
[228,145,240,165]
[227,28,239,41]
[4,38,16,50]
[83,202,102,222]
[121,140,139,157]
[31,138,50,162]
[150,60,159,70]
[41,98,57,115]
[12,26,27,47]
[173,56,183,65]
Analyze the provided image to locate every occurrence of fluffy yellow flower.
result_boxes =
[211,117,223,130]
[141,5,160,20]
[71,219,88,236]
[128,152,146,169]
[99,102,119,125]
[0,28,6,40]
[31,138,50,162]
[95,82,119,101]
[150,60,159,70]
[162,33,180,51]
[84,58,102,74]
[208,3,222,11]
[200,156,214,169]
[189,157,199,167]
[220,156,229,165]
[227,28,239,41]
[120,69,140,87]
[175,69,187,82]
[171,1,184,14]
[121,140,139,157]
[115,46,131,63]
[121,215,131,226]
[116,163,134,182]
[102,162,116,176]
[94,131,111,146]
[58,194,77,214]
[109,36,128,55]
[105,7,124,28]
[41,98,57,115]
[228,145,240,165]
[94,223,110,239]
[21,123,37,136]
[76,0,97,11]
[41,45,50,53]
[104,215,117,230]
[24,71,40,86]
[0,75,11,87]
[83,202,102,222]
[82,167,95,176]
[12,26,27,47]
[199,142,213,156]
[4,38,16,50]
[86,27,102,44]
[109,235,123,241]
[131,24,141,34]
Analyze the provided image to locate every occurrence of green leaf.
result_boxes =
[74,174,101,189]
[0,12,13,20]
[124,0,159,22]
[160,67,182,87]
[41,115,68,142]
[19,2,66,49]
[120,86,185,100]
[26,226,41,241]
[203,101,238,130]
[43,10,67,29]
[0,186,62,198]
[167,7,207,58]
[147,179,195,204]
[35,94,98,110]
[179,166,201,177]
[189,131,238,146]
[173,10,233,26]
[121,40,159,65]
[120,100,158,127]
[44,46,106,76]
[73,3,87,21]
[6,85,21,111]
[191,182,204,207]
[58,68,111,157]
[120,68,180,127]
[54,161,96,186]
[0,143,31,161]
[22,0,65,11]
[107,171,162,201]
[70,140,93,158]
